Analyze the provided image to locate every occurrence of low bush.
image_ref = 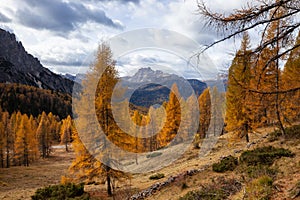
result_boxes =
[149,173,165,180]
[269,125,300,141]
[240,146,294,166]
[181,182,188,190]
[179,189,227,200]
[245,165,278,179]
[179,177,242,200]
[212,155,238,173]
[246,175,273,200]
[31,183,89,200]
[290,181,300,199]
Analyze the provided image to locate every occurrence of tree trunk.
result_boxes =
[65,141,69,152]
[106,169,112,196]
[6,148,9,168]
[244,123,249,143]
[0,149,3,168]
[6,131,10,168]
[275,20,286,136]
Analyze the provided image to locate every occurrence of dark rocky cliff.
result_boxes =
[0,28,74,94]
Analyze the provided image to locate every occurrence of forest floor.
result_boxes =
[0,125,299,200]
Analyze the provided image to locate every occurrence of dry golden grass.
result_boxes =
[0,147,75,200]
[143,126,300,200]
[0,125,299,200]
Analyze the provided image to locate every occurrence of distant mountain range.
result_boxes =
[0,28,209,109]
[64,67,208,108]
[118,67,207,107]
[0,28,74,94]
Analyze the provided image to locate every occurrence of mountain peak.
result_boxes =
[0,28,74,94]
[126,67,173,83]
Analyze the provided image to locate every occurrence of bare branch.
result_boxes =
[197,0,300,54]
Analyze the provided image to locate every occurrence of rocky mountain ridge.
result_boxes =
[119,67,207,107]
[0,28,74,94]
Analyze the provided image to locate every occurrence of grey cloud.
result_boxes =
[44,60,84,67]
[112,0,140,3]
[141,57,159,64]
[16,0,123,33]
[86,0,140,4]
[0,13,11,23]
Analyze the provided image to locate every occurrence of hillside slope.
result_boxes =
[129,126,300,200]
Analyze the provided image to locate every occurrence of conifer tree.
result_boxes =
[226,32,253,142]
[198,88,211,139]
[48,112,60,141]
[28,115,39,162]
[10,111,22,165]
[14,115,30,166]
[60,115,72,152]
[160,84,181,146]
[253,3,288,134]
[72,44,128,196]
[2,112,11,168]
[282,31,300,122]
[36,112,51,158]
[131,110,142,164]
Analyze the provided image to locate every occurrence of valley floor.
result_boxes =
[0,125,299,200]
[0,146,74,200]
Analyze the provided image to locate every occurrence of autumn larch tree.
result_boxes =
[2,111,11,168]
[14,115,33,166]
[36,112,51,158]
[131,110,142,164]
[198,0,299,134]
[72,43,128,196]
[226,32,254,142]
[60,115,72,152]
[282,31,300,122]
[198,87,211,140]
[159,84,181,146]
[198,0,300,63]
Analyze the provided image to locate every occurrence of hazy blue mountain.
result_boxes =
[119,67,207,107]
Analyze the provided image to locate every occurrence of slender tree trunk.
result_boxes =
[65,141,68,152]
[0,149,3,168]
[6,148,9,168]
[275,25,286,135]
[106,167,112,196]
[104,107,113,197]
[6,129,10,168]
[244,123,249,143]
[135,134,138,165]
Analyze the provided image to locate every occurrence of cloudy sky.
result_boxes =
[0,0,253,79]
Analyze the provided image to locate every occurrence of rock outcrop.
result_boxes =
[0,28,74,94]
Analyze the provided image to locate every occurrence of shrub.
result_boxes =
[246,176,273,200]
[181,182,189,190]
[179,177,242,200]
[240,146,294,166]
[245,165,278,179]
[149,173,165,180]
[212,155,238,173]
[285,125,300,139]
[179,188,227,200]
[290,181,300,199]
[31,183,90,200]
[269,125,300,141]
